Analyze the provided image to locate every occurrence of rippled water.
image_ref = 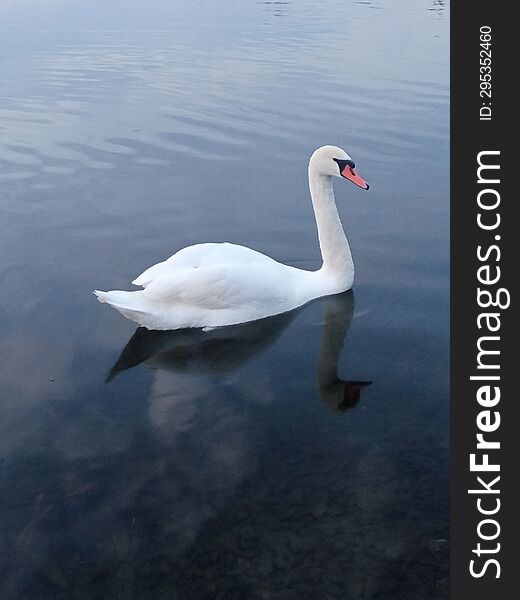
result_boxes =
[0,1,449,598]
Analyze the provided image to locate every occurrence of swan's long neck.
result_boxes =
[308,168,354,285]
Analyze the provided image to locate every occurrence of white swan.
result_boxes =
[94,145,369,330]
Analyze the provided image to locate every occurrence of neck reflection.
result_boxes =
[316,292,371,412]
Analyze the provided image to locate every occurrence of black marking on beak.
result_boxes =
[333,158,355,173]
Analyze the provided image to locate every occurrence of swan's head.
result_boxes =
[309,145,369,190]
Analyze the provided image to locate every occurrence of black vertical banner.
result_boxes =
[451,2,516,599]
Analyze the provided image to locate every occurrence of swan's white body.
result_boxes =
[95,145,369,330]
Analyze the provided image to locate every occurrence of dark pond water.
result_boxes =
[0,1,449,598]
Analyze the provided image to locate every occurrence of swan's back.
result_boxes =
[133,242,278,288]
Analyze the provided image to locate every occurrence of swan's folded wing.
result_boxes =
[141,263,288,310]
[132,243,275,288]
[132,260,169,287]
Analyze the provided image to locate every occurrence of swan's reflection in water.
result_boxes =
[316,293,371,412]
[93,292,372,566]
[109,291,371,413]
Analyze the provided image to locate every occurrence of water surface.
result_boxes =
[0,1,449,598]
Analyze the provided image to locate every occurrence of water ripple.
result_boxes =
[0,1,448,191]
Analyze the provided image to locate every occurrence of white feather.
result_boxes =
[95,145,369,330]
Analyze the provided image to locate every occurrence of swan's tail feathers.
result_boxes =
[93,290,111,304]
[93,290,147,323]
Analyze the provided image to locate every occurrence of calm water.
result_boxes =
[0,1,449,598]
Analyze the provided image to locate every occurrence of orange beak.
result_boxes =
[341,165,369,190]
